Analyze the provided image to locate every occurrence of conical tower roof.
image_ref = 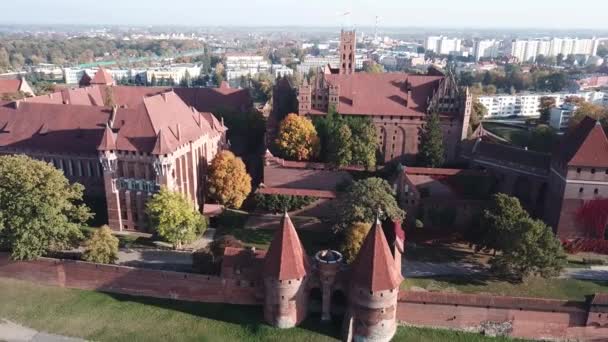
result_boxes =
[263,213,310,280]
[351,220,403,292]
[97,124,116,151]
[151,128,172,155]
[91,67,114,85]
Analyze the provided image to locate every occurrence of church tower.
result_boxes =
[339,30,356,75]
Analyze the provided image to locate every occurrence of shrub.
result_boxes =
[254,193,317,213]
[82,225,119,264]
[341,222,372,263]
[209,235,244,258]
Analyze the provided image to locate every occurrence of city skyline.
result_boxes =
[2,0,608,30]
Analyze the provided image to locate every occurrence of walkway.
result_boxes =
[403,258,608,281]
[0,319,84,342]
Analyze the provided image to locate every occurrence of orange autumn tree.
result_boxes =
[275,113,320,161]
[207,151,252,209]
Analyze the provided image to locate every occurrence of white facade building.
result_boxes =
[271,64,294,78]
[63,67,87,84]
[474,40,501,61]
[297,55,364,73]
[478,91,607,118]
[425,36,462,55]
[549,103,579,130]
[511,38,601,63]
[225,54,270,81]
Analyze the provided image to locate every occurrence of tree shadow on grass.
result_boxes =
[103,292,341,340]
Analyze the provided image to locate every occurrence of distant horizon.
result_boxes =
[2,0,608,31]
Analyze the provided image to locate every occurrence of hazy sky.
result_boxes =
[3,0,608,29]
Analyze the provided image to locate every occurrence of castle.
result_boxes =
[222,213,404,342]
[297,29,472,163]
[0,70,252,232]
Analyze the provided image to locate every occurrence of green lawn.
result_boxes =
[212,210,334,252]
[482,122,531,147]
[402,276,608,301]
[0,277,526,342]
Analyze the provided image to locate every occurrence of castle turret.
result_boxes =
[263,213,311,328]
[344,219,403,342]
[298,78,312,114]
[315,249,343,321]
[97,124,121,230]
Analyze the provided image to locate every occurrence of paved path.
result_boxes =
[562,266,608,281]
[403,258,608,281]
[0,320,84,342]
[403,260,487,278]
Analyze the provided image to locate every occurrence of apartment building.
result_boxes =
[478,91,607,118]
[474,40,501,61]
[425,36,462,55]
[225,54,270,81]
[511,38,601,63]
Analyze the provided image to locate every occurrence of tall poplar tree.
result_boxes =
[418,112,445,168]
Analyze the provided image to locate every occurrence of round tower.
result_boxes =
[345,220,403,342]
[315,250,343,321]
[262,213,310,328]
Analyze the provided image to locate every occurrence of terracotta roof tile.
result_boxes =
[351,220,402,292]
[263,213,310,280]
[313,73,444,116]
[97,125,116,151]
[0,79,22,94]
[0,102,110,154]
[91,67,114,85]
[151,128,173,155]
[556,116,608,168]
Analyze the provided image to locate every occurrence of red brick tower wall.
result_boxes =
[339,30,356,75]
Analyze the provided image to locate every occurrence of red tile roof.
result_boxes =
[314,73,444,116]
[91,67,114,85]
[97,125,116,151]
[351,220,402,292]
[263,213,310,280]
[151,128,173,155]
[1,90,226,155]
[556,116,608,168]
[0,102,110,154]
[0,79,22,94]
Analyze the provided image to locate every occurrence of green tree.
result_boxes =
[491,217,566,281]
[418,112,445,167]
[528,125,557,153]
[470,101,488,129]
[335,177,405,231]
[476,193,529,253]
[146,187,206,249]
[363,62,385,74]
[539,96,557,123]
[82,225,119,264]
[327,123,353,167]
[341,222,371,263]
[348,117,378,170]
[0,155,90,260]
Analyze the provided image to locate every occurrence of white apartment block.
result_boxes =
[510,38,601,63]
[271,64,294,78]
[146,64,202,84]
[63,67,87,84]
[474,40,501,61]
[425,36,462,55]
[478,91,607,118]
[549,103,579,130]
[225,54,270,81]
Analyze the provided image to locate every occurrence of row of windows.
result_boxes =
[48,158,102,178]
[579,187,602,195]
[576,168,608,175]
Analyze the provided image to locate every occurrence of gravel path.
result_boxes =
[0,319,85,342]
